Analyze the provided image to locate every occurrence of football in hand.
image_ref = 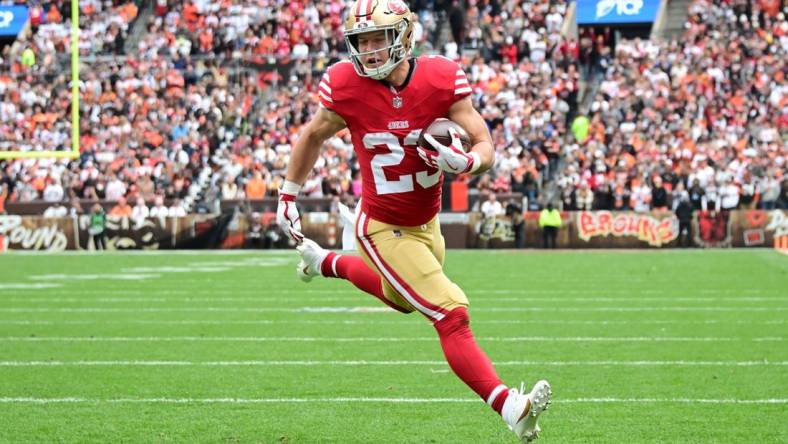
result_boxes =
[417,118,472,152]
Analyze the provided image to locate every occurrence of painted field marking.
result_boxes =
[0,336,781,342]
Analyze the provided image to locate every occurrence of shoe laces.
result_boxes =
[509,382,526,397]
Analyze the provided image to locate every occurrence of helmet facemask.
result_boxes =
[344,19,413,80]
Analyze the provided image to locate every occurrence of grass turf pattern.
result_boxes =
[0,250,786,443]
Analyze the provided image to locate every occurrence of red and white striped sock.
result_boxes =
[434,307,509,415]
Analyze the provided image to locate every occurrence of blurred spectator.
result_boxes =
[245,171,266,200]
[88,203,107,250]
[505,198,525,248]
[246,211,264,248]
[673,182,694,247]
[576,181,593,211]
[42,177,64,202]
[779,178,788,209]
[739,172,759,210]
[703,180,721,212]
[221,177,239,200]
[131,197,150,225]
[539,202,562,249]
[0,184,7,215]
[21,47,35,69]
[168,198,186,217]
[651,176,669,211]
[43,202,68,218]
[109,196,133,216]
[571,115,590,144]
[689,179,705,211]
[481,192,504,219]
[105,174,127,202]
[149,195,168,221]
[761,171,781,209]
[478,192,504,247]
[720,178,740,211]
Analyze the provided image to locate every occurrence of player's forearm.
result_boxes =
[469,140,495,175]
[285,133,324,185]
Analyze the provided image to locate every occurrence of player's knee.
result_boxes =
[433,306,470,335]
[428,279,470,312]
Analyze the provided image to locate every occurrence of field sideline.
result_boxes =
[0,249,786,443]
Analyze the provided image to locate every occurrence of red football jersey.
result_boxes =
[318,55,472,226]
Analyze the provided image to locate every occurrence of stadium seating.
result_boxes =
[554,0,786,211]
[0,0,785,215]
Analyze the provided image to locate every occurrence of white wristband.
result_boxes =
[468,152,482,174]
[280,180,302,196]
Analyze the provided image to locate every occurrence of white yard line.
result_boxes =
[0,284,64,290]
[0,319,781,326]
[0,336,781,342]
[18,288,772,296]
[0,360,785,367]
[476,307,787,312]
[2,296,784,303]
[0,306,784,313]
[0,397,785,405]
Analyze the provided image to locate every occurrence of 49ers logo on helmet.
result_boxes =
[387,0,408,14]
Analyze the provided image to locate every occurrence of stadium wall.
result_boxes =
[0,210,786,252]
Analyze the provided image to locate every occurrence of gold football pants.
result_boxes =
[355,211,469,321]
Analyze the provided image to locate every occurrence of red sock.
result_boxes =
[434,307,509,415]
[321,253,410,313]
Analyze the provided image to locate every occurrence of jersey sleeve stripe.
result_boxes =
[455,79,469,86]
[454,87,472,95]
[318,90,333,103]
[319,82,332,94]
[455,69,465,76]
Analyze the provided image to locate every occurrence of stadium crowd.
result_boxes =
[554,0,787,212]
[26,0,142,58]
[1,0,579,214]
[0,0,785,217]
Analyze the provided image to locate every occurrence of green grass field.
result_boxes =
[0,249,786,443]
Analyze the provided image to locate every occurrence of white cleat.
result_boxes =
[295,238,329,283]
[502,380,552,443]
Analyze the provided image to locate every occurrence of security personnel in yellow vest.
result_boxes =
[538,202,562,249]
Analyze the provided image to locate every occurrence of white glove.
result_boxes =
[417,127,480,174]
[276,181,304,244]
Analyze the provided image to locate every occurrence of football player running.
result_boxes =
[276,1,551,441]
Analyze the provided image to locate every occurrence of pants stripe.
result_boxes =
[356,212,446,321]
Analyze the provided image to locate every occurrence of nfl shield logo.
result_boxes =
[392,96,403,108]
